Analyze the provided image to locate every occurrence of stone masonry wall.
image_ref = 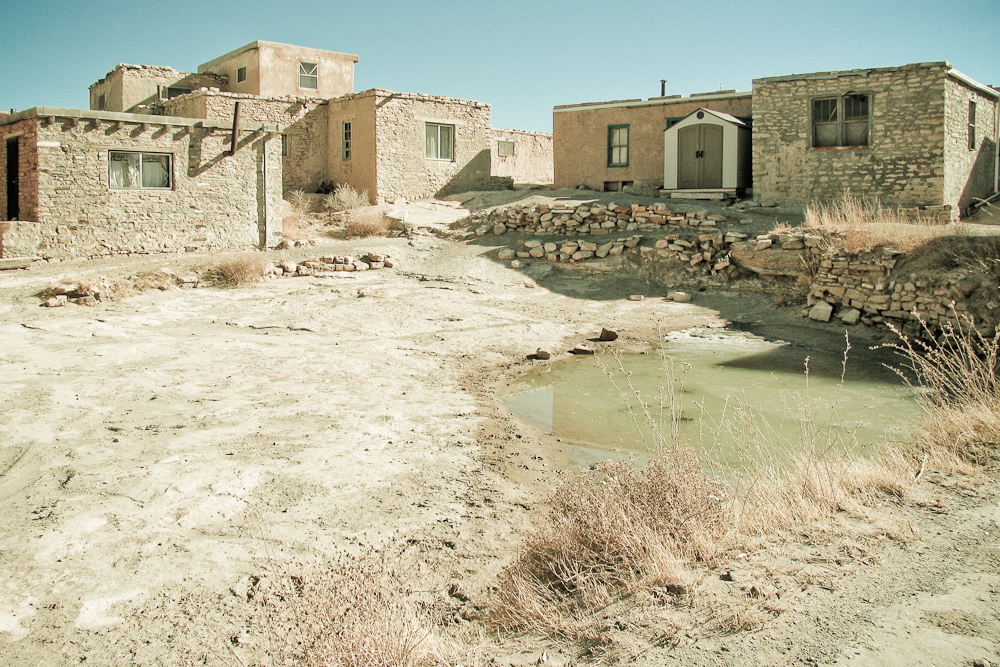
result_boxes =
[943,77,999,215]
[1,111,282,259]
[163,91,327,192]
[490,129,554,184]
[373,91,491,203]
[0,119,39,225]
[753,64,949,211]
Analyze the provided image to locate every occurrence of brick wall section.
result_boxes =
[944,77,999,214]
[372,91,491,203]
[752,64,949,210]
[163,90,327,192]
[1,119,39,223]
[1,110,282,259]
[490,129,553,184]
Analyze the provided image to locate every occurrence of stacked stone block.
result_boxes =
[469,202,727,237]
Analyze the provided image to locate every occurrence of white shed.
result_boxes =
[663,108,751,192]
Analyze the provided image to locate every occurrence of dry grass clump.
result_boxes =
[883,312,1000,470]
[323,184,371,212]
[212,252,272,286]
[346,208,390,238]
[283,189,311,240]
[805,193,954,253]
[251,550,439,667]
[491,447,729,637]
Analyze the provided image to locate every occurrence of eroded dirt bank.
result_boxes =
[0,201,997,666]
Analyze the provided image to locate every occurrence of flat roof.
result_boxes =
[198,41,359,73]
[554,90,751,113]
[0,106,282,133]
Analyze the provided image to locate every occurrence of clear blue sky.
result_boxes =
[2,0,997,133]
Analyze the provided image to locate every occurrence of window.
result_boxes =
[968,101,977,151]
[281,134,288,157]
[342,121,352,161]
[164,87,191,100]
[497,140,514,157]
[812,94,869,148]
[299,62,318,89]
[425,123,454,161]
[665,117,684,129]
[607,124,629,167]
[109,151,172,190]
[97,94,106,111]
[237,66,247,84]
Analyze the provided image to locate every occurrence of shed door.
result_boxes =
[5,137,18,220]
[676,123,723,189]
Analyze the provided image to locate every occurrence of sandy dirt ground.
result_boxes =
[0,194,997,666]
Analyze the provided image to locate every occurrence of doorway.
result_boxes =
[677,123,723,189]
[5,137,18,220]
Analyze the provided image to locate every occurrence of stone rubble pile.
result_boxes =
[807,248,994,335]
[271,252,399,276]
[471,202,727,237]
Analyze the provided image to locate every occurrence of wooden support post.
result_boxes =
[228,101,241,156]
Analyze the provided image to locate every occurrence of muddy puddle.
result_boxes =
[505,328,923,469]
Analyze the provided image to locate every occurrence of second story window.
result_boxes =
[299,62,318,89]
[343,121,352,161]
[237,66,247,84]
[498,140,515,157]
[968,101,977,151]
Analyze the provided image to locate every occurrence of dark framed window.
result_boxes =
[281,134,288,157]
[299,62,318,89]
[342,121,352,161]
[812,94,869,148]
[607,124,629,167]
[425,123,454,161]
[165,87,191,99]
[498,140,515,157]
[237,66,247,84]
[109,151,172,190]
[97,94,106,111]
[968,101,977,151]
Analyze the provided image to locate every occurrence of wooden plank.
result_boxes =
[0,257,32,270]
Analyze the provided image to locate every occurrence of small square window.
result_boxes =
[299,62,318,89]
[342,121,352,161]
[498,140,514,157]
[237,66,247,84]
[607,124,629,167]
[813,94,869,148]
[425,123,454,161]
[109,151,172,190]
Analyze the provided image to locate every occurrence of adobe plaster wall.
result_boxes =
[90,66,225,113]
[326,94,378,200]
[553,95,752,190]
[490,129,553,184]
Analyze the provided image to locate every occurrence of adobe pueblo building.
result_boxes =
[1,41,553,260]
[554,62,999,219]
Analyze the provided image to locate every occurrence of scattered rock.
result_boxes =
[570,345,594,355]
[838,307,861,325]
[667,291,692,303]
[510,260,524,269]
[808,300,834,322]
[629,294,645,301]
[599,327,618,341]
[535,348,551,360]
[44,295,68,308]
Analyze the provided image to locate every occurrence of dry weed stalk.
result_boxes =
[881,310,1000,469]
[804,192,955,253]
[323,184,371,212]
[212,252,272,286]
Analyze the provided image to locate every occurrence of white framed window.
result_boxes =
[109,151,172,190]
[607,124,628,167]
[299,62,318,89]
[498,140,515,157]
[342,121,352,161]
[425,123,454,161]
[237,66,247,84]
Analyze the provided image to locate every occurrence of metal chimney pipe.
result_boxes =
[660,80,666,97]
